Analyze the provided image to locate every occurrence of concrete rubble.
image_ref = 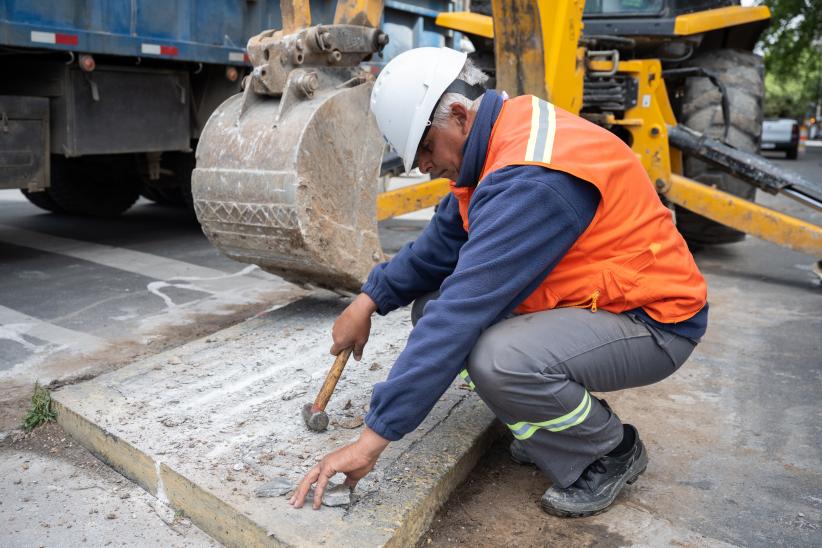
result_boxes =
[254,477,293,498]
[52,296,499,547]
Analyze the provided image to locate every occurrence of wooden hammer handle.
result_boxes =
[312,348,353,412]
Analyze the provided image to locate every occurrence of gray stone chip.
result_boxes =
[322,483,352,507]
[254,477,293,498]
[305,482,352,508]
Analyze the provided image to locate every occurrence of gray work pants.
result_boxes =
[411,294,697,488]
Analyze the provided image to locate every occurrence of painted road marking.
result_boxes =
[0,224,283,295]
[0,189,29,203]
[0,305,106,350]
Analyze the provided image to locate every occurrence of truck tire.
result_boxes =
[139,183,167,204]
[47,155,140,217]
[677,49,763,245]
[157,185,192,208]
[21,189,65,213]
[139,152,194,208]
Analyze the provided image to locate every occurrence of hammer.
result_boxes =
[302,348,353,432]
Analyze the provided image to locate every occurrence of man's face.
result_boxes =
[416,103,474,181]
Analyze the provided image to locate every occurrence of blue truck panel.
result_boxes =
[0,0,460,196]
[0,0,272,64]
[0,1,455,66]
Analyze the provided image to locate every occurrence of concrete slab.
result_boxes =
[51,296,499,547]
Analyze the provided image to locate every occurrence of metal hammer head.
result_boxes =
[302,402,329,433]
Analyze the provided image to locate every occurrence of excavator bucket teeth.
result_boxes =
[192,76,385,292]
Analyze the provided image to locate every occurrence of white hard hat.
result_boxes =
[370,47,468,173]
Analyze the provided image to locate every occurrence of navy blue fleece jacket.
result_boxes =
[361,91,707,441]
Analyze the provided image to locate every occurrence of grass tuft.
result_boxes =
[23,382,57,431]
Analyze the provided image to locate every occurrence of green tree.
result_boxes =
[756,0,821,118]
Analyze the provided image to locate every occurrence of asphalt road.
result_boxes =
[0,202,285,362]
[1,147,820,546]
[2,150,816,392]
[0,195,310,429]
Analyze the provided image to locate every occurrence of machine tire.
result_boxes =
[21,189,65,213]
[470,0,492,15]
[47,155,140,217]
[677,49,764,245]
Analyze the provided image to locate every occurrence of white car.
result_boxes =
[761,118,800,159]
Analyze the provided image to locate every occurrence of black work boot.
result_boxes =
[509,439,534,465]
[540,424,648,518]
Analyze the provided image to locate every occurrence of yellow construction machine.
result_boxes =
[192,0,822,293]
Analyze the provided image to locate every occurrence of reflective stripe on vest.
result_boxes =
[452,95,708,323]
[506,391,592,440]
[459,369,475,390]
[525,97,557,164]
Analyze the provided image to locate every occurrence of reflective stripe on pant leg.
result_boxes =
[459,369,475,390]
[506,390,592,440]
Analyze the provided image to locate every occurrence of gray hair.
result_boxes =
[430,58,489,128]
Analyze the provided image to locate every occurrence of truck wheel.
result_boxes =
[139,152,194,208]
[157,186,191,207]
[139,184,167,204]
[677,49,763,245]
[47,155,140,217]
[21,189,65,213]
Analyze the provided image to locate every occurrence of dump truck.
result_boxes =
[192,0,822,293]
[0,0,457,216]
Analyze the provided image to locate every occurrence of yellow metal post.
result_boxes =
[376,179,452,221]
[540,0,585,114]
[491,0,585,114]
[334,0,384,27]
[280,0,312,34]
[491,0,545,99]
[662,174,822,257]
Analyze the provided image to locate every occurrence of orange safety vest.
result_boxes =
[450,95,707,323]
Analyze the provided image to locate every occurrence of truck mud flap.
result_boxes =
[0,96,49,191]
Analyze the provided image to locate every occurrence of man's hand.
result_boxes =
[289,427,390,509]
[331,293,378,361]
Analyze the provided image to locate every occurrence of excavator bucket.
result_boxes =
[192,1,388,292]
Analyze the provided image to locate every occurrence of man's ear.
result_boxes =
[450,103,469,133]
